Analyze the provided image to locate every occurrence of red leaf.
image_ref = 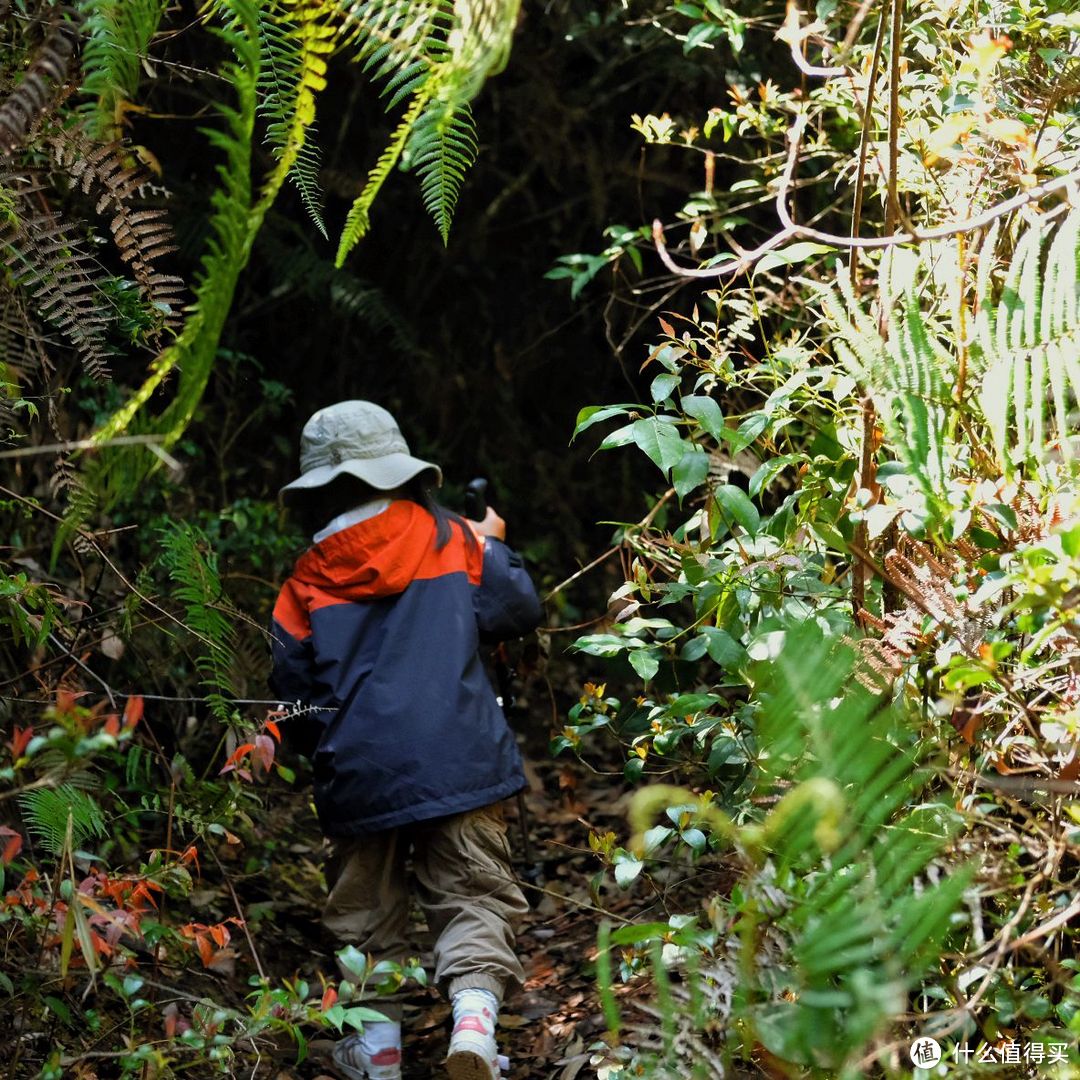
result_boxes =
[209,923,230,947]
[8,725,33,759]
[103,714,120,737]
[196,933,214,967]
[264,719,281,743]
[163,1002,179,1039]
[56,688,78,714]
[253,734,275,773]
[321,985,338,1011]
[123,696,144,729]
[0,827,22,865]
[219,742,255,775]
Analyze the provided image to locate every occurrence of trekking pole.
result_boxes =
[463,477,537,873]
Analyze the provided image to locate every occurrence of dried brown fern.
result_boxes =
[49,132,184,333]
[0,18,80,155]
[1,192,115,380]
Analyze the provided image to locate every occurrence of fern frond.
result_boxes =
[0,17,80,155]
[407,99,478,244]
[336,0,446,88]
[331,0,519,255]
[288,123,327,235]
[973,206,1080,471]
[19,785,107,856]
[256,0,333,225]
[745,629,970,1069]
[824,262,953,508]
[436,0,520,103]
[76,0,168,141]
[335,86,432,267]
[90,0,262,476]
[157,521,237,720]
[0,193,115,380]
[50,130,184,333]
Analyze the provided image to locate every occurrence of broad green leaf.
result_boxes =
[680,827,708,855]
[713,484,759,533]
[700,627,743,666]
[680,634,710,661]
[614,857,644,887]
[574,404,634,438]
[643,825,674,854]
[336,944,368,982]
[343,1006,396,1030]
[572,634,626,657]
[599,423,637,451]
[672,448,711,500]
[749,454,799,497]
[629,648,660,681]
[650,373,681,403]
[682,395,726,441]
[632,417,687,473]
[611,921,672,945]
[729,412,768,454]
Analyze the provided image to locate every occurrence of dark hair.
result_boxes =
[406,478,478,553]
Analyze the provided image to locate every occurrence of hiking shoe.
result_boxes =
[446,988,502,1080]
[330,1031,403,1080]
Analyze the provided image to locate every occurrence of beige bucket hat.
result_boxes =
[280,401,442,498]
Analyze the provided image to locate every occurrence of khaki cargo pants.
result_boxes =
[323,804,528,1018]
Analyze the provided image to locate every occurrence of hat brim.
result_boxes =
[280,453,442,499]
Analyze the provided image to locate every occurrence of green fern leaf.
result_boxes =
[824,254,953,510]
[973,206,1080,470]
[407,100,478,244]
[76,0,169,141]
[747,628,971,1069]
[89,0,264,492]
[332,0,519,256]
[256,0,333,225]
[20,785,107,857]
[157,521,237,719]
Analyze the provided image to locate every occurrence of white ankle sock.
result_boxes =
[451,987,499,1037]
[357,1018,402,1064]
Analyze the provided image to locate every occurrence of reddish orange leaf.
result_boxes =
[8,725,33,759]
[321,986,338,1011]
[123,696,144,729]
[264,719,281,743]
[0,827,22,864]
[219,742,255,775]
[103,714,120,737]
[196,933,214,967]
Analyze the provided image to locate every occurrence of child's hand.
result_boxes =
[469,505,506,542]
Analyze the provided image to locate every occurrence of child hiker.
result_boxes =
[270,401,541,1080]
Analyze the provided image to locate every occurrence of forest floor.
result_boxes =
[242,740,670,1080]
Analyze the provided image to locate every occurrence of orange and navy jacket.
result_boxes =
[270,500,541,836]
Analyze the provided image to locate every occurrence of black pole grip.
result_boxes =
[464,477,489,522]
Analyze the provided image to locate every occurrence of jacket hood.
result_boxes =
[292,500,445,600]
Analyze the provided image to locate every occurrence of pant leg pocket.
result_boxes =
[463,807,515,887]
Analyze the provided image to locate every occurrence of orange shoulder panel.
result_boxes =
[414,520,484,586]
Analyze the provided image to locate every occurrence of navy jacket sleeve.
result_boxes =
[474,538,542,640]
[269,620,315,705]
[269,578,330,757]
